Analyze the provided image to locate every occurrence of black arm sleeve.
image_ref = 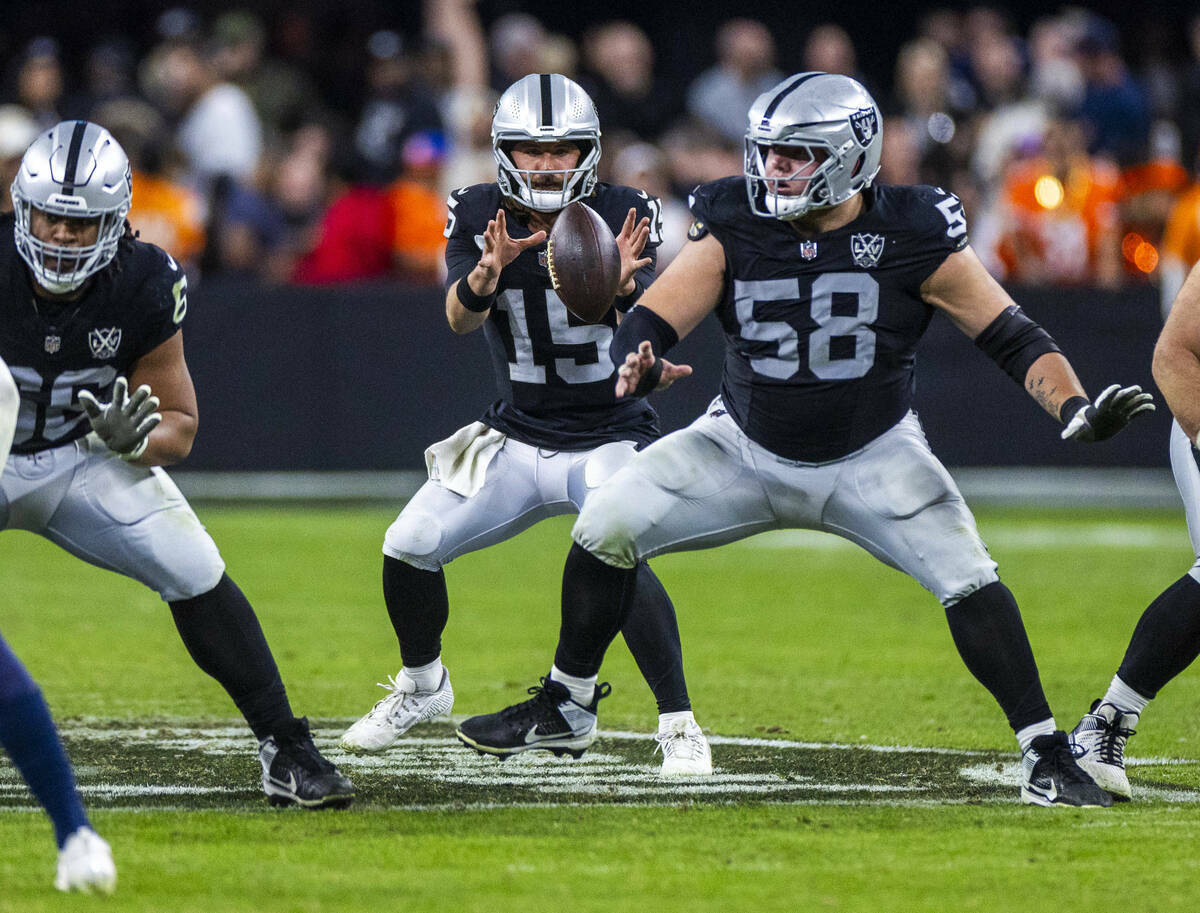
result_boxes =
[610,306,680,397]
[973,305,1062,386]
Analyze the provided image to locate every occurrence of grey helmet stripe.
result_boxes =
[539,73,554,128]
[760,72,822,123]
[61,120,89,194]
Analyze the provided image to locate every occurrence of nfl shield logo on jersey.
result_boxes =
[799,241,818,260]
[88,327,122,359]
[44,334,61,354]
[851,233,885,269]
[538,250,548,269]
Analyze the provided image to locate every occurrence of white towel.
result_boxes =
[424,421,507,498]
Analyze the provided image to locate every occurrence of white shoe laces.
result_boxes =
[655,721,707,760]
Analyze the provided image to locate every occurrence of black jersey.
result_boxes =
[0,215,187,454]
[444,182,662,450]
[689,178,968,462]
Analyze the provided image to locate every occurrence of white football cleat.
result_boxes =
[1070,700,1137,801]
[55,827,116,894]
[656,718,713,777]
[340,668,454,752]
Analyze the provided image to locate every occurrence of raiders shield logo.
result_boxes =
[799,241,818,260]
[849,108,879,147]
[850,233,885,268]
[88,327,122,359]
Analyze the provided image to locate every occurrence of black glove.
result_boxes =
[1060,384,1155,442]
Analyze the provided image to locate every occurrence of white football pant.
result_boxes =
[573,401,999,607]
[384,433,639,570]
[0,434,225,601]
[1168,419,1200,582]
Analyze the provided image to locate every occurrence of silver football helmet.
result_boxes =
[744,72,882,220]
[11,120,132,293]
[492,73,601,212]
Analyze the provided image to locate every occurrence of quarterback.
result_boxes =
[1,121,353,809]
[342,74,710,775]
[457,73,1154,806]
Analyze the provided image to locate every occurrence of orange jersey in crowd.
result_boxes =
[1161,184,1200,269]
[128,171,206,265]
[387,179,447,280]
[996,156,1121,284]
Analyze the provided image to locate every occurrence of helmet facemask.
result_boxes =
[494,137,601,212]
[490,73,602,213]
[743,72,882,221]
[11,120,133,294]
[12,195,128,294]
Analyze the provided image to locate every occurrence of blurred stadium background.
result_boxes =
[0,0,1191,501]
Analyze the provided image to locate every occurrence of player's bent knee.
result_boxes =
[155,550,226,602]
[382,508,446,571]
[573,495,640,569]
[939,565,1001,608]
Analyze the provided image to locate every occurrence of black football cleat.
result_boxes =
[259,717,355,809]
[1020,730,1113,808]
[456,676,610,759]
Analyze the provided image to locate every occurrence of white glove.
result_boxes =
[78,377,161,461]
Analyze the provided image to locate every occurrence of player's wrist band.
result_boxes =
[610,306,678,364]
[973,305,1061,386]
[1059,396,1090,425]
[456,277,497,313]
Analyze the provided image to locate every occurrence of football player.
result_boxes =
[1070,259,1200,800]
[340,74,711,775]
[2,121,353,809]
[456,73,1155,806]
[0,355,115,893]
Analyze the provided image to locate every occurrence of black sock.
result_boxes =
[383,556,449,668]
[944,581,1052,733]
[620,563,691,713]
[1117,574,1200,699]
[554,543,637,677]
[169,574,293,741]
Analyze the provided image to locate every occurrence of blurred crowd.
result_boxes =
[3,3,1200,307]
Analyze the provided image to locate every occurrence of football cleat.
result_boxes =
[1070,699,1137,801]
[1020,730,1113,808]
[456,676,610,759]
[259,717,355,809]
[340,668,455,752]
[656,718,713,777]
[54,827,116,894]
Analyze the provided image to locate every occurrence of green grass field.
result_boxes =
[2,502,1200,911]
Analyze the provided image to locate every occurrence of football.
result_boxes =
[546,201,621,323]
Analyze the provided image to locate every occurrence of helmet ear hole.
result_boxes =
[850,154,864,178]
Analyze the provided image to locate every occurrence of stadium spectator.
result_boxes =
[579,22,681,143]
[612,141,690,269]
[1075,15,1151,166]
[354,30,444,186]
[0,105,38,214]
[686,19,783,143]
[78,39,140,120]
[488,13,547,92]
[95,98,207,272]
[890,38,970,189]
[155,38,263,187]
[209,10,322,148]
[993,111,1122,287]
[15,38,67,129]
[387,131,448,283]
[291,144,395,285]
[1118,122,1189,286]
